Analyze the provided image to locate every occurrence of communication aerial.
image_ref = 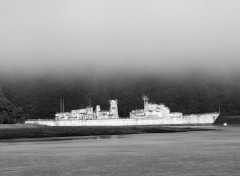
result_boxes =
[88,93,92,107]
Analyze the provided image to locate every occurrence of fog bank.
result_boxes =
[1,0,240,77]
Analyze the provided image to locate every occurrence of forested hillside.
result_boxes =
[0,87,25,123]
[1,74,240,120]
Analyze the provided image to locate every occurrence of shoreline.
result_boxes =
[0,124,217,140]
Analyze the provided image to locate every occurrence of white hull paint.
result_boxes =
[25,113,219,126]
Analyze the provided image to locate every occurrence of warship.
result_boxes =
[25,95,220,126]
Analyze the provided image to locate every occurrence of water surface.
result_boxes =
[0,127,239,176]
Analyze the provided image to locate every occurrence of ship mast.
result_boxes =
[60,98,64,116]
[142,95,149,113]
[88,93,92,107]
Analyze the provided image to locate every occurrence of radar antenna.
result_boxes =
[142,95,149,103]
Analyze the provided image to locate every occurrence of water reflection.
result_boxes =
[0,134,126,143]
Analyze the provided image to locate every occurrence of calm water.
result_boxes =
[0,127,240,176]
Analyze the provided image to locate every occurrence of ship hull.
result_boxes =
[25,113,220,126]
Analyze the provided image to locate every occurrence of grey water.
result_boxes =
[0,127,240,176]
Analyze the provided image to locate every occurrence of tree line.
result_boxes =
[1,74,240,123]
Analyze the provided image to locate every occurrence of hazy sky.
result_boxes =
[0,0,240,77]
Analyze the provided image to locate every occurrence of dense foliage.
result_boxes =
[0,87,26,123]
[1,74,240,121]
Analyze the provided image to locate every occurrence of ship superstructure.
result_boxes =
[55,99,119,120]
[130,95,182,118]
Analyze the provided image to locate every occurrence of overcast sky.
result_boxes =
[0,0,240,77]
